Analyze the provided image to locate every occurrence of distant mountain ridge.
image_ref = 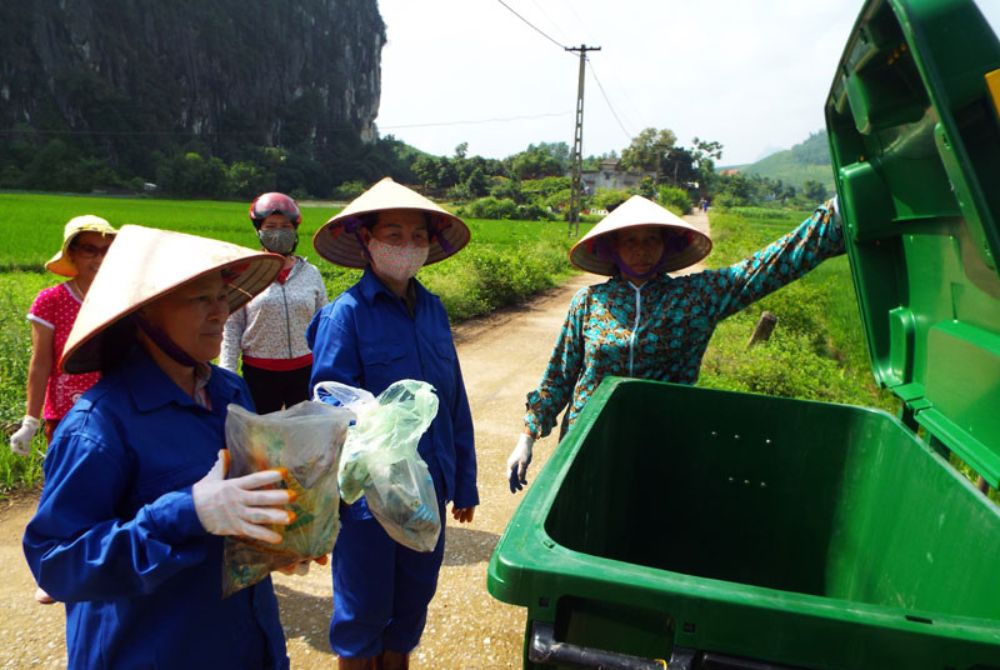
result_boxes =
[0,0,385,194]
[726,131,835,191]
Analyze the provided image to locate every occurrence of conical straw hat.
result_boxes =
[45,215,118,277]
[61,225,283,373]
[313,177,470,268]
[569,195,712,275]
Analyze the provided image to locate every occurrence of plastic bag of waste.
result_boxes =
[314,379,442,553]
[222,399,354,597]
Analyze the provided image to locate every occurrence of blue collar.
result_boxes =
[121,348,242,414]
[357,267,426,306]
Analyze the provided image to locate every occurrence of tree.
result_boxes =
[507,144,565,180]
[660,147,697,187]
[690,137,724,195]
[228,161,275,199]
[803,179,828,202]
[620,128,677,173]
[464,166,488,198]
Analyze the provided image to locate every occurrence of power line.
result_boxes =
[380,111,572,130]
[495,0,569,51]
[527,0,569,45]
[586,59,633,141]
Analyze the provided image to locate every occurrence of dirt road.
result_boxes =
[0,212,709,669]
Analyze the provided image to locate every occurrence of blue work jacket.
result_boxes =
[23,349,288,670]
[307,269,479,509]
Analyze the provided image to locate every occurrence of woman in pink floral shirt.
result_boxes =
[10,214,117,603]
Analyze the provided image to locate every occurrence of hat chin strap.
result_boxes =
[131,313,199,368]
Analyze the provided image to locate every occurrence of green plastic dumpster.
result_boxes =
[487,1,1000,668]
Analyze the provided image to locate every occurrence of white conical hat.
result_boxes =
[570,195,712,275]
[313,177,470,268]
[61,225,283,373]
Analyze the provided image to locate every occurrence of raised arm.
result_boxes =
[712,200,845,320]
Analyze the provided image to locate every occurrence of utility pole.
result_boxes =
[566,44,600,237]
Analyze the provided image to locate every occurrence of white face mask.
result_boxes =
[368,238,429,282]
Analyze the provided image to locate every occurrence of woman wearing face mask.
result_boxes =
[220,192,328,413]
[308,177,478,670]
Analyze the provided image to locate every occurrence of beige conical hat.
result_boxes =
[569,195,712,275]
[61,225,283,374]
[313,177,471,268]
[45,215,118,277]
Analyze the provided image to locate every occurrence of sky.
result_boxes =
[374,0,1000,166]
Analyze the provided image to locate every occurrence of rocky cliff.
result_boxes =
[0,0,384,175]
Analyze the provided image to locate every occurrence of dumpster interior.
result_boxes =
[545,381,1000,622]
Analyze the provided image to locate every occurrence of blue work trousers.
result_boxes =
[330,496,447,658]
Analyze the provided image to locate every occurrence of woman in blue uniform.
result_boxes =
[23,225,296,670]
[308,177,479,670]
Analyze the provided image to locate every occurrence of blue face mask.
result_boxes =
[258,228,298,255]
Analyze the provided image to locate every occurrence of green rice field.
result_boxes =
[0,192,584,492]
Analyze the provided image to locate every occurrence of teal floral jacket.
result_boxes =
[524,202,844,439]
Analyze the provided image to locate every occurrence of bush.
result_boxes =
[515,202,554,221]
[521,176,571,197]
[425,243,569,320]
[592,188,630,211]
[458,197,519,220]
[332,180,367,201]
[656,185,692,215]
[542,188,571,214]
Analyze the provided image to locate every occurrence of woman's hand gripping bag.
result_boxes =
[222,399,354,597]
[316,379,442,553]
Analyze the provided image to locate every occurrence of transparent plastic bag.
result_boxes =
[314,379,442,553]
[222,399,354,597]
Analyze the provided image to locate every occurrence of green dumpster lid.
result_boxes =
[825,0,1000,485]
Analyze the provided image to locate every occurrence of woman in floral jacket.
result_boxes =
[507,195,844,492]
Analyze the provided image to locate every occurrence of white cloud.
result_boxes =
[376,0,1000,164]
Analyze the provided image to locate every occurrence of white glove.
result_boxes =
[506,433,535,494]
[192,450,294,544]
[10,416,40,456]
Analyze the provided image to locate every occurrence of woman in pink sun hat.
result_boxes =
[10,216,117,458]
[9,215,117,605]
[507,195,844,493]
